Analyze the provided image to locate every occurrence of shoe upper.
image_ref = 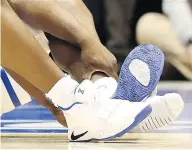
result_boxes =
[65,80,150,141]
[91,77,184,132]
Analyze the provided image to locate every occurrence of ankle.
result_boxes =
[46,75,79,107]
[90,72,108,82]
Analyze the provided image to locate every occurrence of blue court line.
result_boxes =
[1,129,191,133]
[0,69,21,107]
[1,129,68,133]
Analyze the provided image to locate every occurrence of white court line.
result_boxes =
[173,121,192,124]
[2,120,192,124]
[158,81,192,90]
[158,126,192,130]
[1,121,192,130]
[1,126,191,130]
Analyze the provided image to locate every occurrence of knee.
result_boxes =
[136,13,168,43]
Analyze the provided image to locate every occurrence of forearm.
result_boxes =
[162,0,192,46]
[2,0,63,93]
[8,0,99,46]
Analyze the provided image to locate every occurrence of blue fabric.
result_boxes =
[113,44,164,102]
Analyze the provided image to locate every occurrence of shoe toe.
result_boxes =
[164,93,184,119]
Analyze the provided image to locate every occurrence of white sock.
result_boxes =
[46,75,79,108]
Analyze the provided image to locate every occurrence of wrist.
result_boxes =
[78,34,101,50]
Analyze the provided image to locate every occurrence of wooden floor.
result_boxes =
[1,133,192,150]
[1,82,192,150]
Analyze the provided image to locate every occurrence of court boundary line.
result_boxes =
[1,133,192,138]
[158,81,192,90]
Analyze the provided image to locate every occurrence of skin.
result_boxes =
[2,0,118,126]
[187,44,192,65]
[47,35,108,81]
[2,0,64,92]
[8,0,118,79]
[136,13,192,72]
[4,68,67,127]
[1,0,71,127]
[4,39,109,127]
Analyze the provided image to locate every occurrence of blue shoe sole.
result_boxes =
[74,105,152,142]
[113,44,164,102]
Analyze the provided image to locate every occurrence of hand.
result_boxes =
[43,98,67,127]
[49,106,67,127]
[187,44,192,52]
[81,41,118,80]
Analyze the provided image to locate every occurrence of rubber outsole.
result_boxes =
[113,44,164,102]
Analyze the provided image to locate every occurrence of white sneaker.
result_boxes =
[93,77,184,132]
[131,93,184,132]
[46,77,152,141]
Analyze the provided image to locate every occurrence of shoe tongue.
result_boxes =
[74,78,118,103]
[94,77,117,98]
[74,80,96,103]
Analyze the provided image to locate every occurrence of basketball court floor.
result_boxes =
[1,82,192,150]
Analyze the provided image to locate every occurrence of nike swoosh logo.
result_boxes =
[71,131,88,141]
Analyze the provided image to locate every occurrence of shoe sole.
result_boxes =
[131,100,170,132]
[113,44,164,102]
[74,105,152,142]
[134,94,184,132]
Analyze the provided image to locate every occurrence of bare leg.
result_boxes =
[3,36,106,126]
[7,0,118,79]
[2,0,64,92]
[1,0,115,127]
[136,13,192,80]
[8,0,98,45]
[5,68,67,127]
[3,37,107,124]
